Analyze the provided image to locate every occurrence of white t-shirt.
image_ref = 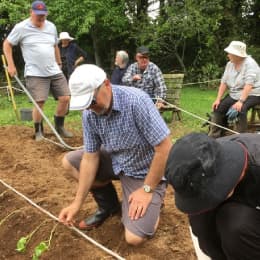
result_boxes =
[7,18,61,77]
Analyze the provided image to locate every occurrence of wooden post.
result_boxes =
[161,73,184,122]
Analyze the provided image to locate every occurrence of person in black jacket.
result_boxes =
[58,32,87,80]
[165,132,260,260]
[111,50,129,85]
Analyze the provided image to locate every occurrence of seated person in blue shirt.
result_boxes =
[111,50,129,85]
[58,64,172,246]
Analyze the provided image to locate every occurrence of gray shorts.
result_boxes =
[25,73,70,102]
[65,149,119,181]
[65,149,166,238]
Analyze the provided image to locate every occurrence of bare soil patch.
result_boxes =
[0,125,196,259]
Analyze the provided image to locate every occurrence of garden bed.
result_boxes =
[0,125,196,259]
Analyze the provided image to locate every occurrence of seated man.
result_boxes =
[165,132,260,259]
[122,46,166,109]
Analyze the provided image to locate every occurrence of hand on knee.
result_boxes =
[125,228,146,246]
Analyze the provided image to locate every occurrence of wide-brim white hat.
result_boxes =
[69,64,106,110]
[59,32,74,41]
[224,41,248,58]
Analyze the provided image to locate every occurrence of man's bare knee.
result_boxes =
[61,154,79,180]
[125,228,146,246]
[62,155,71,170]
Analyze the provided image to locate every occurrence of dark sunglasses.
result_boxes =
[90,96,97,106]
[89,84,102,107]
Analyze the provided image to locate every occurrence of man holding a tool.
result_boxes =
[3,1,73,141]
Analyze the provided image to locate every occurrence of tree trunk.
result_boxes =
[90,28,102,67]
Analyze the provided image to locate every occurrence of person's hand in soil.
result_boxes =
[58,202,81,226]
[128,188,153,220]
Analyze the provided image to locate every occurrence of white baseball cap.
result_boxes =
[59,32,74,41]
[224,41,248,58]
[69,64,106,110]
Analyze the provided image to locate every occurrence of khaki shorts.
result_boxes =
[25,73,70,102]
[65,149,166,238]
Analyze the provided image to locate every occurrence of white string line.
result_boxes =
[0,179,125,260]
[2,77,236,136]
[13,75,82,151]
[0,78,220,93]
[157,98,239,135]
[0,86,24,93]
[42,137,75,150]
[182,78,220,86]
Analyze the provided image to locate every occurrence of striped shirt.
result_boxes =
[82,85,170,179]
[122,62,167,99]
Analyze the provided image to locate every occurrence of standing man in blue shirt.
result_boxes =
[3,1,73,141]
[58,64,172,246]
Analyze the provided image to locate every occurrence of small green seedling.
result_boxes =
[32,223,58,260]
[16,220,47,253]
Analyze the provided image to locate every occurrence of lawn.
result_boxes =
[0,84,217,139]
[162,86,217,139]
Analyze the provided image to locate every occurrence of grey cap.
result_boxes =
[136,46,149,55]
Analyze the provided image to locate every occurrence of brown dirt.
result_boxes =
[0,125,196,260]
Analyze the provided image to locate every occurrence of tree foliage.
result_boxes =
[0,0,259,82]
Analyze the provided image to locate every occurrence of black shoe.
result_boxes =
[78,206,120,230]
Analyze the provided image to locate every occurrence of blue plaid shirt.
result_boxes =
[82,85,170,179]
[122,62,167,99]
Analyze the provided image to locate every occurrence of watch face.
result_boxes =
[144,185,151,193]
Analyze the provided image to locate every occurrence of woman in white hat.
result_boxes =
[58,32,88,80]
[209,41,260,137]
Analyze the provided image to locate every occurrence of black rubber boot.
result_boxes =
[34,122,44,141]
[78,182,121,230]
[54,115,73,138]
[236,114,248,133]
[208,112,225,138]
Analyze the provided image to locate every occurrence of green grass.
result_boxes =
[0,90,83,131]
[0,86,217,137]
[161,86,217,139]
[179,87,217,127]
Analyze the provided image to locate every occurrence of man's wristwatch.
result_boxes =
[143,184,152,193]
[238,98,245,103]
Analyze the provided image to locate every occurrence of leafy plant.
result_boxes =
[32,223,58,260]
[16,220,47,253]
